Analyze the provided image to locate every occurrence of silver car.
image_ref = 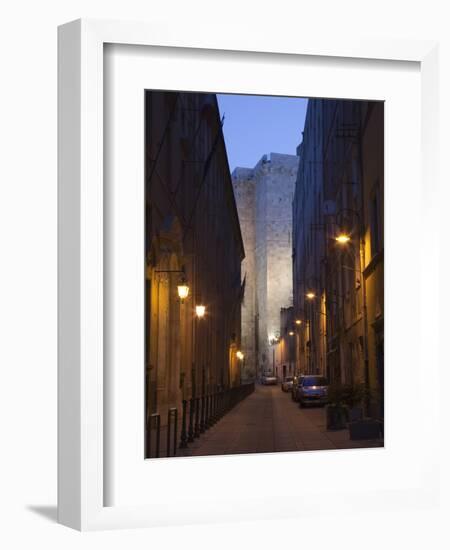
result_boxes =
[262,375,277,385]
[281,376,294,392]
[298,375,329,407]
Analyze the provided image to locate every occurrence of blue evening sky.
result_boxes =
[217,94,308,172]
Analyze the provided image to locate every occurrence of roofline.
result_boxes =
[212,94,246,260]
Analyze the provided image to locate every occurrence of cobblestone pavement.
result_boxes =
[182,384,383,457]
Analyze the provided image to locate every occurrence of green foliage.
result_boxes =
[327,382,369,408]
[327,383,348,406]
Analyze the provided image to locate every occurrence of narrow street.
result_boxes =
[143,92,385,460]
[182,385,382,457]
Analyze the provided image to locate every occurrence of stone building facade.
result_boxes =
[232,153,299,380]
[145,91,245,455]
[292,100,327,377]
[275,306,296,380]
[292,98,384,419]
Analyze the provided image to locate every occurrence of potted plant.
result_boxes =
[346,385,383,440]
[342,383,365,422]
[325,384,348,430]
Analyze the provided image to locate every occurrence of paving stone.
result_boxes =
[184,385,383,457]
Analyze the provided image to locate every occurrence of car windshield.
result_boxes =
[302,376,328,387]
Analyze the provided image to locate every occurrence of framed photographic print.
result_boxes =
[141,90,384,462]
[58,18,440,530]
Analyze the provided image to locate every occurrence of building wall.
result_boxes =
[361,101,384,418]
[233,153,299,380]
[292,98,384,418]
[275,306,296,380]
[321,99,365,387]
[232,168,257,382]
[145,91,245,440]
[292,99,326,377]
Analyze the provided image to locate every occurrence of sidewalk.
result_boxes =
[182,384,383,457]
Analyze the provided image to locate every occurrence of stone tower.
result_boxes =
[232,153,299,380]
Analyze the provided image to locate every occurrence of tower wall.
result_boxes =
[233,153,298,379]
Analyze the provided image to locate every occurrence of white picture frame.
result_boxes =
[58,18,440,531]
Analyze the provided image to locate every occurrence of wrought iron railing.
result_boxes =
[146,382,255,458]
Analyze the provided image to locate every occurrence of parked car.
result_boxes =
[262,375,278,385]
[291,374,304,401]
[281,376,294,392]
[298,375,329,407]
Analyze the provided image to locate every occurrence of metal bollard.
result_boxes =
[194,396,200,438]
[215,392,221,423]
[207,393,212,428]
[179,399,188,448]
[200,393,206,433]
[188,397,195,443]
[146,415,151,458]
[167,407,178,457]
[205,394,210,430]
[173,408,178,455]
[210,393,216,425]
[148,413,161,458]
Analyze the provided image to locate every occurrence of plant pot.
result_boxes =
[348,419,381,440]
[326,404,348,430]
[348,406,364,423]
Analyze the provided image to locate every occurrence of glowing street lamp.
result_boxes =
[288,331,294,336]
[295,319,302,325]
[269,334,280,346]
[195,304,206,318]
[177,277,190,302]
[236,350,245,385]
[155,267,190,303]
[306,292,316,300]
[335,233,351,244]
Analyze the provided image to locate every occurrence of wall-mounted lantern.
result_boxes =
[177,277,190,302]
[195,304,206,318]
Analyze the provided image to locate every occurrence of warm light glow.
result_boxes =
[335,234,351,244]
[177,283,189,301]
[236,351,244,360]
[195,304,206,318]
[295,319,302,325]
[306,292,316,300]
[289,331,294,336]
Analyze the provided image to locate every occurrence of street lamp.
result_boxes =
[155,267,190,303]
[269,335,280,346]
[192,303,206,438]
[195,304,206,318]
[236,351,244,385]
[306,291,316,300]
[288,331,294,336]
[295,319,302,325]
[177,277,190,302]
[335,233,351,244]
[269,333,280,377]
